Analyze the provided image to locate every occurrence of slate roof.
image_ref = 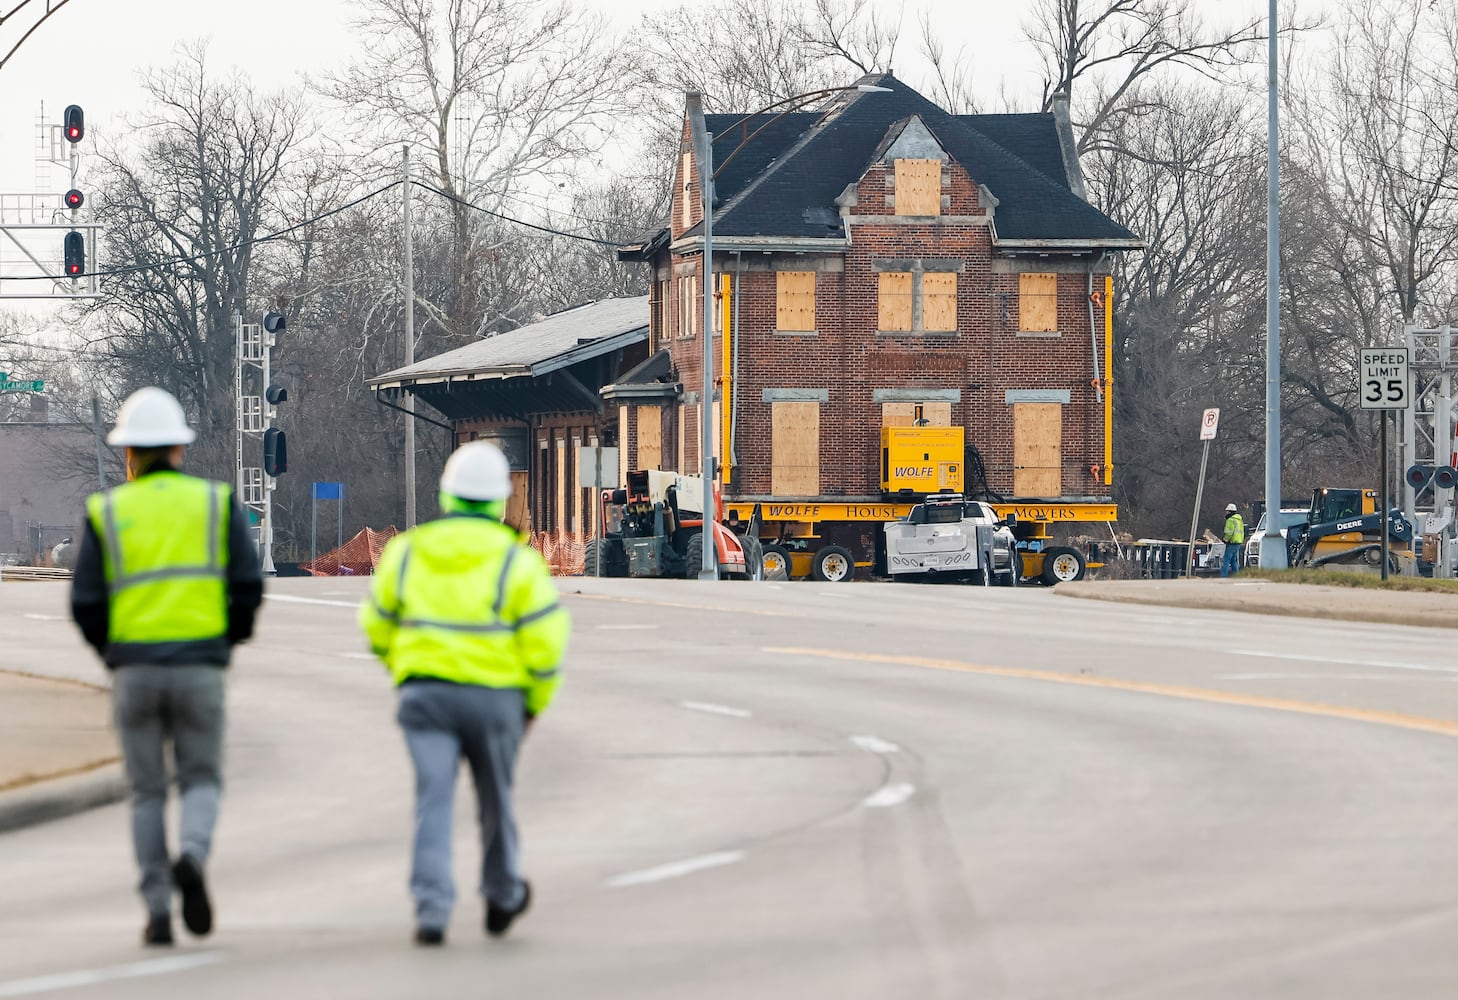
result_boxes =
[370,296,649,387]
[689,75,1137,246]
[705,113,817,205]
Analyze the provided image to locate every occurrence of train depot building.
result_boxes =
[373,73,1140,579]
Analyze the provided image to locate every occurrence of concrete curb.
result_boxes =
[0,762,127,835]
[1057,580,1458,631]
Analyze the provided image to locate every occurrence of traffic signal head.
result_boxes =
[64,189,84,210]
[1406,465,1435,491]
[63,231,84,276]
[262,311,286,334]
[1435,466,1457,491]
[263,427,288,476]
[63,106,84,143]
[265,383,288,405]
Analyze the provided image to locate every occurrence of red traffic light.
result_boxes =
[64,189,84,209]
[63,231,85,276]
[63,105,84,144]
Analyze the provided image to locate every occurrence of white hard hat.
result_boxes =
[107,387,196,447]
[1225,503,1238,513]
[440,441,512,501]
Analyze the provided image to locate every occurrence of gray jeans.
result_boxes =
[112,665,226,917]
[397,681,526,931]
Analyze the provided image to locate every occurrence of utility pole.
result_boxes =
[1259,0,1286,568]
[402,144,417,529]
[687,93,718,580]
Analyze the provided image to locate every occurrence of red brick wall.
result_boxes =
[660,152,1113,500]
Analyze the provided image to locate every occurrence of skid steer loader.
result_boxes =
[1285,488,1415,575]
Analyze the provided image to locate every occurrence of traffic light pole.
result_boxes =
[261,323,276,575]
[402,144,417,529]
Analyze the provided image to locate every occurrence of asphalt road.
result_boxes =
[3,576,1458,998]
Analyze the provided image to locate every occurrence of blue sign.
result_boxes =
[312,481,344,501]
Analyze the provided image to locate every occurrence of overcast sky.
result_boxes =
[0,0,1338,196]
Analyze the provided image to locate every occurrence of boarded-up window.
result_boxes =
[878,272,913,332]
[636,405,662,470]
[1013,402,1062,497]
[895,158,941,216]
[679,152,693,231]
[712,274,724,337]
[923,272,957,332]
[555,437,567,535]
[1019,273,1059,333]
[678,275,698,339]
[881,401,952,427]
[771,401,820,496]
[776,271,816,331]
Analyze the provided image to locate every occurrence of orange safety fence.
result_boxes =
[531,532,587,577]
[301,526,399,576]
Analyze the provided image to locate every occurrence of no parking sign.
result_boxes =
[1199,407,1220,441]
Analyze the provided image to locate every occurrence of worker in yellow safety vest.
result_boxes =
[1221,502,1245,577]
[69,387,263,947]
[359,441,570,946]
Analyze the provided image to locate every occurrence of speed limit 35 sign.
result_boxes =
[1359,347,1410,410]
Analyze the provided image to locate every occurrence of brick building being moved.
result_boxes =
[616,73,1141,581]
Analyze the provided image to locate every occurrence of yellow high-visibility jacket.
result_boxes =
[359,515,569,715]
[1223,514,1245,545]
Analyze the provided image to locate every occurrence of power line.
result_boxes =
[3,180,404,282]
[410,180,627,247]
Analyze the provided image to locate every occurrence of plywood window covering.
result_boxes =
[678,275,698,339]
[679,152,693,231]
[1013,402,1062,497]
[570,436,582,537]
[881,402,952,427]
[878,272,913,332]
[895,158,941,216]
[678,404,692,472]
[554,436,567,536]
[922,272,957,332]
[771,401,820,496]
[776,271,816,331]
[618,407,630,485]
[636,405,663,470]
[1019,273,1059,333]
[506,471,530,535]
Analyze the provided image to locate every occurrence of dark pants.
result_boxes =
[1221,541,1242,577]
[397,681,527,931]
[112,665,226,917]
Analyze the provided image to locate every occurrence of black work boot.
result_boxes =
[414,927,446,947]
[143,914,174,946]
[172,855,213,937]
[485,881,531,938]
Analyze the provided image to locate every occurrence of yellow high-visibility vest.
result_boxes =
[86,472,229,645]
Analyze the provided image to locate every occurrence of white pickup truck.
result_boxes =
[883,494,1019,586]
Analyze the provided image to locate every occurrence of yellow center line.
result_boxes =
[766,646,1458,741]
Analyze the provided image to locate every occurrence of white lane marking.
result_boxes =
[1217,672,1432,681]
[338,652,377,660]
[606,850,746,887]
[265,594,358,609]
[0,953,224,998]
[21,613,64,621]
[680,701,752,718]
[863,783,916,809]
[1230,648,1458,675]
[596,624,660,631]
[850,735,900,754]
[321,591,353,596]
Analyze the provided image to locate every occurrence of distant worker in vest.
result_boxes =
[69,387,263,947]
[359,441,569,946]
[1221,502,1245,577]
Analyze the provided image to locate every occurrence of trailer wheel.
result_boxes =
[811,544,854,583]
[1040,546,1086,585]
[761,543,792,580]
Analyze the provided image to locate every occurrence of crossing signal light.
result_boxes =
[63,231,84,276]
[263,427,288,476]
[63,105,84,143]
[1407,465,1435,491]
[64,189,84,209]
[262,311,286,335]
[1435,466,1458,491]
[265,384,288,405]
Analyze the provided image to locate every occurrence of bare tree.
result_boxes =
[327,0,638,345]
[86,43,303,480]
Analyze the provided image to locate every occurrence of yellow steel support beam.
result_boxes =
[1104,274,1115,487]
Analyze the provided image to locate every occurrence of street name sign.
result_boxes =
[1359,347,1410,410]
[1199,407,1220,441]
[0,379,42,392]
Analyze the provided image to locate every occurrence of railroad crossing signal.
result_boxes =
[63,106,84,143]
